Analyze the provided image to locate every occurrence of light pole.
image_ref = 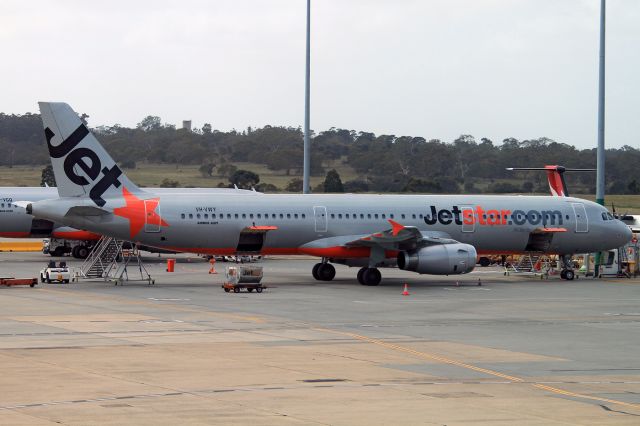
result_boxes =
[594,0,606,277]
[596,0,606,207]
[303,0,311,194]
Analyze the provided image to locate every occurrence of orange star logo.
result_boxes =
[113,187,169,239]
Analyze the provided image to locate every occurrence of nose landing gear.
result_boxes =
[560,255,576,280]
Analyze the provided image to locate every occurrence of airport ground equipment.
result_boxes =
[44,238,94,258]
[40,261,71,283]
[0,277,37,287]
[79,236,154,285]
[222,265,265,293]
[598,240,640,278]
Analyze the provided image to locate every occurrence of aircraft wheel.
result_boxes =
[564,270,575,281]
[312,263,322,280]
[233,287,240,293]
[479,257,491,267]
[357,267,366,285]
[256,287,263,293]
[560,270,567,280]
[50,247,65,257]
[76,245,89,259]
[362,268,381,286]
[317,263,336,281]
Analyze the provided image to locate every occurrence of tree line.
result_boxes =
[2,112,640,194]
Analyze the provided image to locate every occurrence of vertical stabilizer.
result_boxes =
[38,102,143,207]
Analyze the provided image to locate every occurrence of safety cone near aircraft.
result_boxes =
[25,102,632,286]
[208,258,218,274]
[402,284,410,296]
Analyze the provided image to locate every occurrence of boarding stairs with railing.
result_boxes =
[80,236,122,278]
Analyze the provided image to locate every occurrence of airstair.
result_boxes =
[504,254,552,278]
[79,236,154,284]
[80,236,121,278]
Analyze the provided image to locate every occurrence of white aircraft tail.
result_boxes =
[38,102,144,207]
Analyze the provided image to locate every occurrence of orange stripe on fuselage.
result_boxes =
[0,232,31,238]
[51,230,102,241]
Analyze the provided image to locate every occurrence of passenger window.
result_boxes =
[212,213,216,219]
[181,213,185,219]
[242,214,246,219]
[302,214,306,219]
[382,214,386,219]
[360,214,364,219]
[331,214,335,219]
[401,214,405,219]
[279,214,284,219]
[250,214,254,219]
[294,214,298,219]
[204,214,208,219]
[345,214,350,219]
[272,214,276,219]
[367,214,371,219]
[235,214,239,219]
[189,214,193,219]
[390,214,394,219]
[338,214,342,219]
[257,214,261,219]
[374,214,379,219]
[197,214,201,219]
[287,214,291,219]
[227,214,231,219]
[412,214,416,219]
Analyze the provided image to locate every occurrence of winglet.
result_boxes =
[388,219,405,236]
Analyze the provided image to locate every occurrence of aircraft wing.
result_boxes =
[299,220,458,255]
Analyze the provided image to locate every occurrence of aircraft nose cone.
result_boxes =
[618,222,633,246]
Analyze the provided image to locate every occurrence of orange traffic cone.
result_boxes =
[402,283,410,296]
[208,258,218,274]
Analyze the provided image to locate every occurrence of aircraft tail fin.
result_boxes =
[38,102,144,207]
[506,165,596,197]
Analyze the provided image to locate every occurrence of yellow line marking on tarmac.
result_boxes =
[314,327,640,411]
[36,287,265,323]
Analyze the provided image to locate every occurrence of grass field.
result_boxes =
[2,164,639,213]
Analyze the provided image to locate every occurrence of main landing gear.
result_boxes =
[311,260,382,286]
[312,262,336,281]
[357,267,381,286]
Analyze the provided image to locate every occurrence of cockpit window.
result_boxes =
[602,212,608,221]
[607,212,615,220]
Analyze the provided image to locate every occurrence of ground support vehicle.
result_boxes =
[0,277,37,287]
[40,261,71,283]
[222,265,266,293]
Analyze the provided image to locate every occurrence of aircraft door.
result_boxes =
[144,199,161,233]
[571,203,588,233]
[461,206,475,233]
[313,206,327,233]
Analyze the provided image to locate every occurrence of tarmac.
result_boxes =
[0,251,639,425]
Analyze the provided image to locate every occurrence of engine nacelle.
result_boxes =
[397,243,477,275]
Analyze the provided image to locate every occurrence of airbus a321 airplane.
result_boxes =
[26,102,631,284]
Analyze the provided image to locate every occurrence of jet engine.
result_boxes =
[397,243,477,275]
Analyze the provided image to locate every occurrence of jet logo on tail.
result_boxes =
[45,125,123,207]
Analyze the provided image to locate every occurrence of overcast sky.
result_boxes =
[1,0,638,148]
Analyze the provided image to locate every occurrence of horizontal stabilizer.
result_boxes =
[65,206,111,217]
